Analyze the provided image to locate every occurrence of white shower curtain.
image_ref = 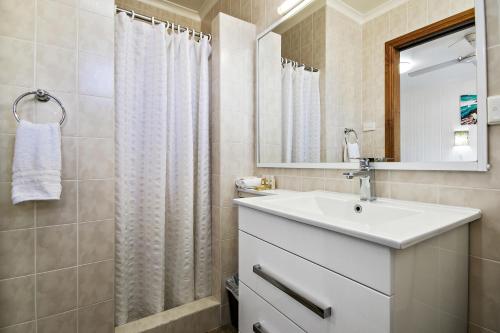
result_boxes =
[281,64,320,163]
[115,12,212,325]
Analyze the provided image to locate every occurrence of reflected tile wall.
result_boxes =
[0,0,114,331]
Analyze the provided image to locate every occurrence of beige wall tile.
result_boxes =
[37,0,77,49]
[79,0,114,17]
[78,96,113,137]
[53,0,77,6]
[78,260,113,306]
[470,257,500,332]
[0,276,35,327]
[251,0,266,32]
[450,0,474,15]
[77,300,114,333]
[0,229,34,279]
[0,0,35,41]
[36,45,76,93]
[36,181,77,227]
[390,182,438,203]
[36,224,77,272]
[230,0,241,19]
[469,323,497,333]
[325,178,354,193]
[0,0,114,329]
[488,45,500,96]
[389,4,408,38]
[79,51,114,98]
[61,137,77,180]
[407,0,427,31]
[301,177,326,191]
[36,267,77,318]
[78,220,114,264]
[0,182,34,231]
[78,138,114,179]
[486,0,500,47]
[78,180,114,222]
[438,187,500,262]
[427,0,450,23]
[221,237,238,274]
[37,311,76,333]
[0,85,35,134]
[0,37,34,87]
[79,10,114,56]
[0,135,15,182]
[0,322,35,333]
[36,92,78,136]
[240,0,252,23]
[221,207,237,240]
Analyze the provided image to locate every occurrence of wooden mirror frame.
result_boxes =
[385,9,476,162]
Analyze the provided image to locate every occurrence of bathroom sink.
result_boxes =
[234,191,481,249]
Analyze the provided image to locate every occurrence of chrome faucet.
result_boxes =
[343,158,376,201]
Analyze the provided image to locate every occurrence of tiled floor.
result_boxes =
[207,325,237,333]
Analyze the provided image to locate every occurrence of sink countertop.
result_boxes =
[234,191,481,249]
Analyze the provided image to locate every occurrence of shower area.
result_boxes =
[111,0,255,330]
[113,4,215,330]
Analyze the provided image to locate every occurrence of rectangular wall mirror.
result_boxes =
[256,0,488,171]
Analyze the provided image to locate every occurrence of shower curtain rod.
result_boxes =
[116,6,212,41]
[281,56,319,72]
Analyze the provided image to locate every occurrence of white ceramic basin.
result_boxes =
[234,191,481,249]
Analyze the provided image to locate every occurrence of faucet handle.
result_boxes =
[359,158,370,169]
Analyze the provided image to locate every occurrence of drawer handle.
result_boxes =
[253,322,268,333]
[253,264,332,319]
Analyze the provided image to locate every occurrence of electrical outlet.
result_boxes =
[488,96,500,124]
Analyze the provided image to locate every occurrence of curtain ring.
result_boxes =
[151,16,155,25]
[131,10,135,20]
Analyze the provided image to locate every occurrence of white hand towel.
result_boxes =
[235,177,262,189]
[12,120,62,205]
[347,142,360,160]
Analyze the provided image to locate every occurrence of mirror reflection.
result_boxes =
[257,0,484,166]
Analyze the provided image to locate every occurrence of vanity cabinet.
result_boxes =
[237,205,470,333]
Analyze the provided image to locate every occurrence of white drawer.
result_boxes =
[240,282,306,333]
[238,206,393,294]
[239,231,391,333]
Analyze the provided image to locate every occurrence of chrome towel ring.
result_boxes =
[12,89,66,126]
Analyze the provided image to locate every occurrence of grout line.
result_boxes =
[0,320,36,331]
[468,321,498,333]
[470,255,500,265]
[0,258,114,283]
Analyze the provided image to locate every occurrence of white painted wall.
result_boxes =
[400,64,477,162]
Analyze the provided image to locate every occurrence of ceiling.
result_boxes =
[401,27,476,87]
[341,0,392,14]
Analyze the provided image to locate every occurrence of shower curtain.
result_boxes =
[115,12,212,325]
[281,63,321,163]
